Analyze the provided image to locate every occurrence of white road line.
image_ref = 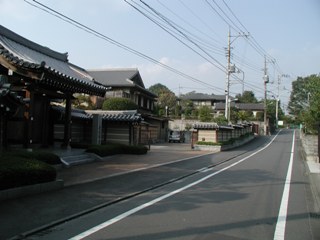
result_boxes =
[273,130,295,240]
[70,132,281,240]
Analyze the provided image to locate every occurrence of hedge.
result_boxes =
[86,143,148,157]
[2,150,62,165]
[0,156,57,190]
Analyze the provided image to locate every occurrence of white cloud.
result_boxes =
[196,62,213,74]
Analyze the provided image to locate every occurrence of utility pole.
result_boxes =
[225,28,248,124]
[263,55,269,135]
[276,75,280,129]
[225,28,231,122]
[276,74,289,129]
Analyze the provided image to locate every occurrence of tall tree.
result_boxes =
[288,76,310,117]
[148,83,170,96]
[235,90,257,103]
[149,83,177,117]
[288,74,320,133]
[199,105,212,122]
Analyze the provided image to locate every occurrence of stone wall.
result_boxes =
[300,130,319,162]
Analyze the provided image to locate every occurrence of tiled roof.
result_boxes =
[88,68,143,87]
[0,25,107,97]
[52,105,92,120]
[102,113,142,122]
[192,122,234,130]
[87,68,157,98]
[214,102,264,110]
[52,106,143,123]
[181,92,225,101]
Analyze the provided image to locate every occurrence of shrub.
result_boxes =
[70,142,90,149]
[0,156,57,190]
[86,143,148,157]
[3,150,62,165]
[196,141,221,146]
[102,97,138,110]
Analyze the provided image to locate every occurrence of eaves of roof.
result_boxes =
[192,122,234,130]
[102,113,142,122]
[52,105,92,120]
[0,25,107,97]
[88,68,156,98]
[52,106,143,123]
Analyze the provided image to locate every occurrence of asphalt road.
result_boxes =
[23,129,319,240]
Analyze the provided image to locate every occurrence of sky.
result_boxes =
[1,0,320,111]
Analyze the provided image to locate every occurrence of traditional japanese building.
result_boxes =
[0,25,107,150]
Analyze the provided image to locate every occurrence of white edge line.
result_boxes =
[69,131,281,240]
[273,130,295,240]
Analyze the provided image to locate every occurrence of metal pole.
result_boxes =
[276,75,280,129]
[263,55,268,135]
[225,28,231,122]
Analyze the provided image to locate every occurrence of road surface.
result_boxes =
[24,130,319,240]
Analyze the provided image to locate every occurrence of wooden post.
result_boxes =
[62,94,72,148]
[0,112,6,152]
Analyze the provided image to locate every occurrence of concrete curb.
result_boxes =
[0,180,64,202]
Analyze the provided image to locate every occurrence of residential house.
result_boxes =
[214,102,264,118]
[180,92,226,109]
[87,68,156,114]
[87,68,169,143]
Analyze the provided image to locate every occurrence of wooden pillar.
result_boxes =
[41,96,49,147]
[24,91,34,149]
[0,111,8,151]
[129,124,132,145]
[62,94,72,148]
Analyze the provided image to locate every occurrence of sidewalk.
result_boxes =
[56,144,211,186]
[1,144,211,240]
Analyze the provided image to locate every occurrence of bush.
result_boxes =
[0,156,57,190]
[3,150,62,165]
[86,143,148,157]
[102,97,138,110]
[70,142,90,149]
[196,141,221,146]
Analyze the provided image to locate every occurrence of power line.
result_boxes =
[24,0,228,94]
[130,0,227,72]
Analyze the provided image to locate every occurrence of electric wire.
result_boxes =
[127,0,268,95]
[24,0,229,94]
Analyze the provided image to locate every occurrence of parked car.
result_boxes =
[168,131,185,143]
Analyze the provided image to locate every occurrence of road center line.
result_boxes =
[70,132,281,240]
[273,130,295,240]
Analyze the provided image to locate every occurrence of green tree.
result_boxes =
[303,75,320,133]
[73,94,95,110]
[230,106,239,123]
[235,91,258,103]
[288,74,320,133]
[148,83,170,96]
[102,97,138,110]
[288,76,309,117]
[199,105,212,122]
[180,99,194,118]
[213,115,227,125]
[238,110,253,121]
[148,83,177,117]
